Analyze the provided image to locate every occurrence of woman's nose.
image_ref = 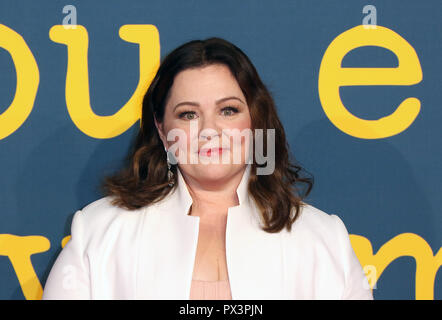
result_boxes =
[198,115,221,140]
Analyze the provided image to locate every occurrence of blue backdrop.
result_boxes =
[0,0,440,299]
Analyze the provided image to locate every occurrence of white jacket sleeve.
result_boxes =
[331,214,374,300]
[42,210,91,300]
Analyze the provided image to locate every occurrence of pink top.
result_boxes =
[189,279,232,300]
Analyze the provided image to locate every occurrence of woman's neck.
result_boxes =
[183,169,244,218]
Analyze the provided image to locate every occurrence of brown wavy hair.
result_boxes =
[100,37,314,233]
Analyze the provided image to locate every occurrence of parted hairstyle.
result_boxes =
[100,37,314,233]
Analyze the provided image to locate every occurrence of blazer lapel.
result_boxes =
[135,165,198,299]
[225,166,287,299]
[136,163,286,299]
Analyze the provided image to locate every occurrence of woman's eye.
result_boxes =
[178,107,238,119]
[179,111,197,120]
[221,106,239,116]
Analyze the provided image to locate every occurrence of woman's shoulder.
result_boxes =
[67,196,149,250]
[297,202,341,226]
[290,202,351,244]
[73,196,146,231]
[287,202,373,299]
[80,196,146,215]
[80,196,115,212]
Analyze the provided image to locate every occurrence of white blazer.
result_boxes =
[42,164,373,300]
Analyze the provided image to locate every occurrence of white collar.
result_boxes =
[161,163,253,218]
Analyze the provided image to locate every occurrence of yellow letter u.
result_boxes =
[49,25,160,139]
[0,24,39,140]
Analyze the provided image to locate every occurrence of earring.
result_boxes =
[165,147,175,187]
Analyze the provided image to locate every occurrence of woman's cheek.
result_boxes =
[228,128,252,164]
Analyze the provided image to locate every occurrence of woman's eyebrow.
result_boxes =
[173,96,245,112]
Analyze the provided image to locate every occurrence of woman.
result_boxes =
[42,37,373,300]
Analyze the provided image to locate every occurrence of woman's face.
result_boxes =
[155,63,252,185]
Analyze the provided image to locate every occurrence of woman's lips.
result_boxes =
[198,147,229,156]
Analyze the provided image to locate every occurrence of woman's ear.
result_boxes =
[154,117,167,148]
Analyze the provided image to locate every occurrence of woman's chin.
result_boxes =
[182,162,241,180]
